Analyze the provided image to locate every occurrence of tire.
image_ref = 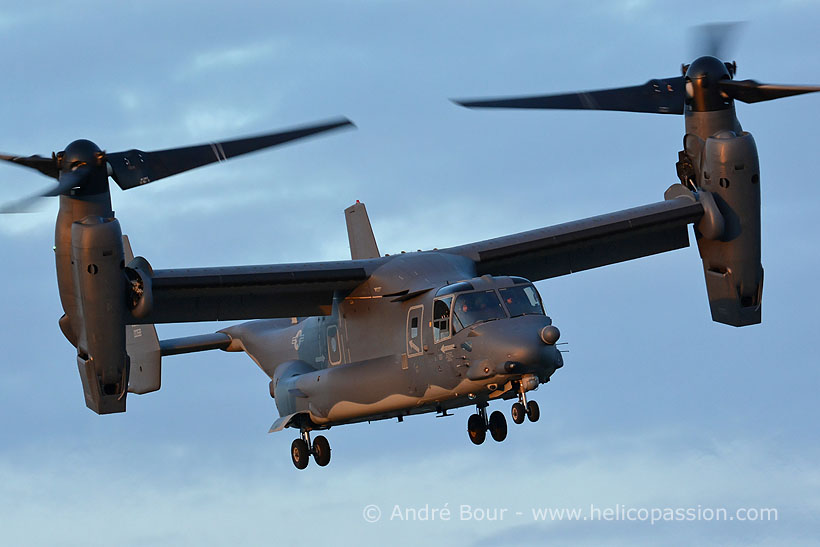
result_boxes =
[291,438,310,469]
[312,435,331,467]
[511,402,526,424]
[467,413,487,445]
[527,400,540,422]
[488,410,507,442]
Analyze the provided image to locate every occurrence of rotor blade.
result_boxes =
[44,170,89,196]
[691,22,745,61]
[0,170,88,213]
[0,194,46,213]
[453,77,686,115]
[720,79,820,104]
[107,117,355,190]
[0,153,59,179]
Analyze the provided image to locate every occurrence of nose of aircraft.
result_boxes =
[466,317,563,380]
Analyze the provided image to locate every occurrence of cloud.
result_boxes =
[0,208,54,236]
[0,428,816,546]
[182,42,278,78]
[182,106,261,137]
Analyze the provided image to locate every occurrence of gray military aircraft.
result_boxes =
[2,32,818,469]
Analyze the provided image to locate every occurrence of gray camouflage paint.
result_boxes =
[222,255,563,432]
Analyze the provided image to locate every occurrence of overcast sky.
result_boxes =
[1,1,819,545]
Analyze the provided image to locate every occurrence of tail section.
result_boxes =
[123,235,162,395]
[345,201,380,259]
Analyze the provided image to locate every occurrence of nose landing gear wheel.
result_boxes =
[511,402,526,424]
[312,435,331,467]
[291,438,310,469]
[526,400,540,422]
[488,410,507,442]
[467,413,487,445]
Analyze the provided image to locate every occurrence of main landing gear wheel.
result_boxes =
[488,410,507,442]
[291,438,310,470]
[312,435,331,467]
[527,400,540,423]
[467,413,487,445]
[511,402,526,424]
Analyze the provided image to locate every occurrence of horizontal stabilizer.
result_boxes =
[159,333,232,356]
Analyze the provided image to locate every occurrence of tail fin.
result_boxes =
[123,235,162,394]
[344,201,380,259]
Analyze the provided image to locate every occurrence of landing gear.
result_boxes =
[291,438,310,469]
[313,435,331,466]
[512,380,540,424]
[291,429,332,469]
[488,410,507,442]
[467,412,487,445]
[527,400,540,422]
[511,402,526,424]
[468,404,509,444]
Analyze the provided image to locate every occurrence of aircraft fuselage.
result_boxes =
[223,252,564,431]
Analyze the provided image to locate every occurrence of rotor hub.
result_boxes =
[684,56,732,112]
[58,139,109,196]
[61,139,104,167]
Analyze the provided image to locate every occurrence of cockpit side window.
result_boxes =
[432,296,453,342]
[499,285,545,317]
[453,290,506,332]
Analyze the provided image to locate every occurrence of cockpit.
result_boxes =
[432,276,546,342]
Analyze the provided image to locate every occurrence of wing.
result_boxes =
[441,197,704,281]
[135,258,384,324]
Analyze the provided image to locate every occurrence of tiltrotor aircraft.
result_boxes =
[2,31,818,470]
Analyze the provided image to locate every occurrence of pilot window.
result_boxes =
[499,285,545,317]
[452,290,506,332]
[410,317,419,339]
[432,296,453,342]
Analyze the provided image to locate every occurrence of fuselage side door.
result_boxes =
[406,305,424,358]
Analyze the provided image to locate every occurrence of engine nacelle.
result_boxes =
[695,130,763,326]
[125,256,154,319]
[71,215,129,414]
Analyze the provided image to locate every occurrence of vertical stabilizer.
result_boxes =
[123,235,162,394]
[344,201,380,259]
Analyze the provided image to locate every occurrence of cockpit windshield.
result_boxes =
[498,284,545,317]
[453,290,506,332]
